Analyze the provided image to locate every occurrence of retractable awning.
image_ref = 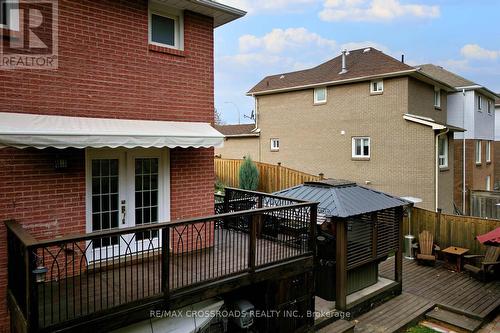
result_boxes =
[0,112,224,149]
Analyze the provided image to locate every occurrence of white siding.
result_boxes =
[447,91,475,140]
[495,106,500,141]
[474,91,495,140]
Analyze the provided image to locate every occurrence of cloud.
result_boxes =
[221,0,317,14]
[239,28,337,53]
[460,44,500,60]
[319,0,440,22]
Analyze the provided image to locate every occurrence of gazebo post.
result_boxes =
[395,206,404,286]
[335,218,348,311]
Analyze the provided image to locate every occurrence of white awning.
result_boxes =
[0,112,224,149]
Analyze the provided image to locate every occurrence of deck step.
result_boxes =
[317,319,355,333]
[425,307,483,332]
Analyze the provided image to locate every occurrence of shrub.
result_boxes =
[239,156,259,191]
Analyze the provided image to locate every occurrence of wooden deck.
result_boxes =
[37,228,304,328]
[379,258,500,319]
[319,258,500,333]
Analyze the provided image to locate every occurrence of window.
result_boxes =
[477,95,483,111]
[352,137,370,158]
[370,80,383,94]
[434,89,441,108]
[1,0,6,26]
[0,0,18,29]
[270,138,279,151]
[148,3,183,49]
[314,87,327,104]
[486,176,491,191]
[486,141,491,163]
[438,135,448,168]
[476,140,482,164]
[487,101,492,115]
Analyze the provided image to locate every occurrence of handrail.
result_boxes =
[5,201,316,248]
[4,220,38,247]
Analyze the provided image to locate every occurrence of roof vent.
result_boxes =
[279,75,285,79]
[363,48,371,53]
[339,49,348,74]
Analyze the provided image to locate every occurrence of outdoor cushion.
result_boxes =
[464,264,481,274]
[416,253,436,261]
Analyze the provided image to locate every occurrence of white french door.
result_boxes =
[86,148,169,262]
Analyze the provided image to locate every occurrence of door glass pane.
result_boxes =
[91,159,119,248]
[135,158,159,241]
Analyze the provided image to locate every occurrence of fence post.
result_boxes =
[249,215,258,273]
[319,173,324,180]
[435,208,442,244]
[277,162,282,192]
[162,226,170,297]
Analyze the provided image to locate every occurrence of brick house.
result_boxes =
[247,48,462,213]
[0,0,281,331]
[418,65,499,213]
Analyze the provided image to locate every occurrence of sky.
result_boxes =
[213,0,500,124]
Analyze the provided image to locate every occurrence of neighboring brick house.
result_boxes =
[418,65,499,213]
[214,123,259,159]
[0,0,245,331]
[247,48,462,213]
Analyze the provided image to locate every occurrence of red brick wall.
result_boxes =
[0,0,216,330]
[0,0,214,123]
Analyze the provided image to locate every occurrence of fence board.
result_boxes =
[215,158,322,193]
[404,207,500,254]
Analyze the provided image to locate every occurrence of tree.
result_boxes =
[239,156,259,191]
[214,108,225,125]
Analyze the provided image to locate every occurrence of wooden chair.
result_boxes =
[464,246,500,281]
[416,230,437,265]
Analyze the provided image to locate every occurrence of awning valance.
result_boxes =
[0,112,224,149]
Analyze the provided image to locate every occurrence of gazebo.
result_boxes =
[274,179,410,311]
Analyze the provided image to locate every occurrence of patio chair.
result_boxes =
[463,246,500,281]
[416,230,437,265]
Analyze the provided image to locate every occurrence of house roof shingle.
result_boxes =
[214,123,257,137]
[416,64,476,88]
[248,48,416,95]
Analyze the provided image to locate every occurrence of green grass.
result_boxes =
[405,325,439,333]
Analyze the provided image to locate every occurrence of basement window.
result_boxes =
[148,2,183,50]
[270,138,279,152]
[352,137,370,158]
[370,80,383,94]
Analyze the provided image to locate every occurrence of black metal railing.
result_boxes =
[6,188,317,332]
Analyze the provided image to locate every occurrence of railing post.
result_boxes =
[26,246,39,332]
[435,208,442,244]
[161,227,170,297]
[335,218,348,311]
[249,214,258,272]
[309,203,318,254]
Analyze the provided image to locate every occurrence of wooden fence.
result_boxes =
[215,158,323,193]
[404,207,500,254]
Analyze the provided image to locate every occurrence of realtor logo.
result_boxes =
[0,0,58,69]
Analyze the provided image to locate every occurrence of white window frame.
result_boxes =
[352,137,370,158]
[0,0,19,31]
[148,2,184,50]
[476,140,482,164]
[438,135,448,169]
[313,87,327,104]
[477,95,483,111]
[270,138,279,152]
[487,100,492,115]
[370,80,383,94]
[434,88,441,108]
[486,176,491,191]
[486,140,491,163]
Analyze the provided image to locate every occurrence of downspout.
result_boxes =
[436,128,449,212]
[462,89,466,214]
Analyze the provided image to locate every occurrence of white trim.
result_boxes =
[487,100,492,115]
[476,140,482,164]
[477,94,483,111]
[313,87,327,104]
[486,176,491,191]
[370,80,383,94]
[270,138,279,152]
[352,137,370,158]
[403,114,446,130]
[148,1,184,50]
[486,140,491,163]
[438,135,448,168]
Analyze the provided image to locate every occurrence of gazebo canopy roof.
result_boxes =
[274,179,409,218]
